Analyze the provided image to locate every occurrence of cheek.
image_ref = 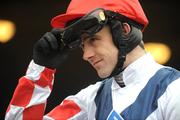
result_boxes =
[95,40,119,62]
[107,45,118,57]
[110,52,118,66]
[108,48,119,65]
[102,47,118,64]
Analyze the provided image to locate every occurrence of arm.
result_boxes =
[5,29,78,119]
[43,81,101,120]
[5,61,55,119]
[44,99,85,120]
[151,77,180,120]
[5,61,88,120]
[163,78,180,120]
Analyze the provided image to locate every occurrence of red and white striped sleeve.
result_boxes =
[5,60,55,120]
[43,99,83,120]
[5,60,89,120]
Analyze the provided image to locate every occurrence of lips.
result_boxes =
[93,59,103,66]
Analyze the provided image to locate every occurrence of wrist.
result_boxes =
[25,60,56,81]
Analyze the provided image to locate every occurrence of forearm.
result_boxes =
[5,60,56,120]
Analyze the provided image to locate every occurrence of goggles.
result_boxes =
[59,8,108,49]
[58,8,143,49]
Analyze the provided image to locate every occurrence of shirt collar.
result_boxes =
[112,53,158,90]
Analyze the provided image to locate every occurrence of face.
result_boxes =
[81,26,119,78]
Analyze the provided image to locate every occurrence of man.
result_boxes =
[5,0,180,120]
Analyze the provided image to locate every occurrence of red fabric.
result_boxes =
[6,67,56,119]
[34,68,55,89]
[9,68,55,107]
[51,0,148,30]
[10,77,35,107]
[47,100,81,120]
[23,103,45,120]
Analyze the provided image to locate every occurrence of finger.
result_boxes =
[44,32,59,50]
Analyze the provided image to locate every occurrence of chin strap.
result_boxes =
[108,19,142,78]
[108,20,126,78]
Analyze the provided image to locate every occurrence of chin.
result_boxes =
[98,72,111,79]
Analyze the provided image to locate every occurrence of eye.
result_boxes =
[89,37,96,41]
[80,35,100,50]
[89,35,101,43]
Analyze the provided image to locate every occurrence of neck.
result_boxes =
[123,45,146,68]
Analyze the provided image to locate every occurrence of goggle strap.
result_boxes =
[105,10,144,30]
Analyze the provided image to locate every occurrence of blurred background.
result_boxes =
[0,0,179,118]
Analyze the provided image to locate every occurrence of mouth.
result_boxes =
[93,59,103,67]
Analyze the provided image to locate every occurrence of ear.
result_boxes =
[122,23,131,35]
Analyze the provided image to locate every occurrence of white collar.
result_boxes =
[112,53,162,90]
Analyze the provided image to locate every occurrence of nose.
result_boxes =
[82,45,95,61]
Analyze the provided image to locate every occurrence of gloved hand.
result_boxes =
[33,29,69,69]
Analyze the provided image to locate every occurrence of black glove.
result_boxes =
[33,29,69,69]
